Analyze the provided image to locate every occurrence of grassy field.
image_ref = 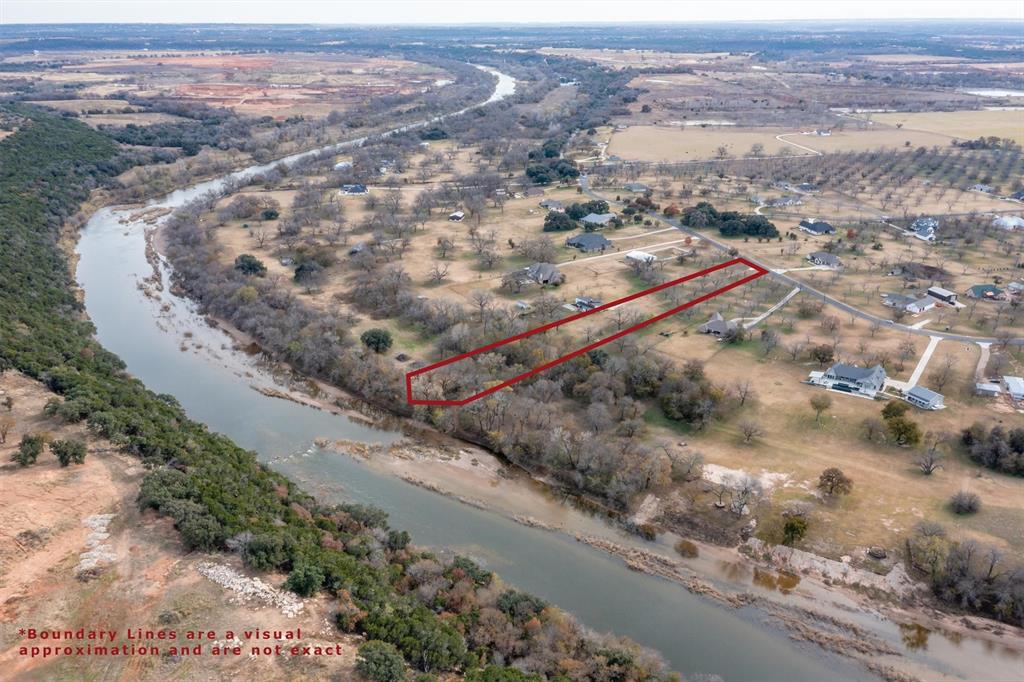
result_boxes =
[607,125,794,161]
[873,110,1024,145]
[644,307,1024,561]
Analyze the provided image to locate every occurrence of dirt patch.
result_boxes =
[0,371,360,680]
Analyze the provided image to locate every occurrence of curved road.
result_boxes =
[580,175,1024,346]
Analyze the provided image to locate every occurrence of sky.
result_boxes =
[2,0,1022,24]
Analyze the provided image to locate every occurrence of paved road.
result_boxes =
[579,175,1024,346]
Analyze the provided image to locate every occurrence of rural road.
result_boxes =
[579,175,1024,346]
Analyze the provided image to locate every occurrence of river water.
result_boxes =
[74,68,1021,681]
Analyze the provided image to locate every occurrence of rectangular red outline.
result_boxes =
[406,257,768,405]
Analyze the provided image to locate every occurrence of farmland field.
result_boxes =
[873,109,1024,144]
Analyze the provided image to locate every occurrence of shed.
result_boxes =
[926,287,958,304]
[975,382,1002,397]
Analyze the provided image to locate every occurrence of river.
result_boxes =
[74,67,1021,682]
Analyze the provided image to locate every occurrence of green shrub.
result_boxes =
[356,640,406,682]
[285,561,325,597]
[51,439,87,466]
[361,329,393,354]
[13,434,45,466]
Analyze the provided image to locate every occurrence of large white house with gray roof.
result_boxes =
[808,363,887,399]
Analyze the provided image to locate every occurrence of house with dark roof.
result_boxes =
[526,262,564,285]
[798,219,836,235]
[797,183,820,193]
[341,184,368,195]
[574,296,603,311]
[623,182,649,193]
[967,284,1006,300]
[905,385,944,410]
[926,286,958,304]
[1010,190,1024,202]
[580,212,617,228]
[566,233,612,252]
[910,217,939,242]
[808,363,887,399]
[698,312,737,337]
[808,251,841,267]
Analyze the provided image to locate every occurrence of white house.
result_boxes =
[448,211,465,222]
[906,296,936,315]
[808,363,887,399]
[625,250,657,265]
[992,215,1024,231]
[1003,376,1024,401]
[906,385,944,410]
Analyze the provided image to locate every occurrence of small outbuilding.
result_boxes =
[975,382,1002,397]
[448,211,465,222]
[926,286,958,305]
[906,385,944,410]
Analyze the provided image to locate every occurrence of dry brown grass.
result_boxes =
[873,110,1024,145]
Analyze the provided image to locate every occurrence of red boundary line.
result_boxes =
[406,256,768,406]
